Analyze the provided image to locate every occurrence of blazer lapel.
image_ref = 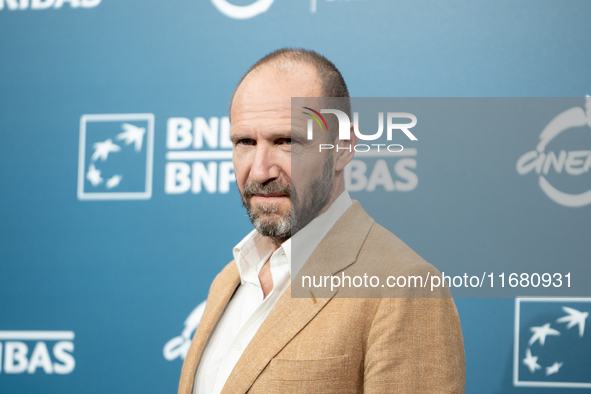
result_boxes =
[294,200,375,299]
[220,285,333,394]
[178,263,241,394]
[220,201,375,394]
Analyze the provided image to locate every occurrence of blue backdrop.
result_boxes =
[1,0,590,393]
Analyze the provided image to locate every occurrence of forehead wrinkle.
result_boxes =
[231,114,292,134]
[230,118,292,138]
[231,105,293,136]
[232,108,291,121]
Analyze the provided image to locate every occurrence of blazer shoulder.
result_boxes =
[207,260,239,296]
[218,260,238,277]
[352,221,451,299]
[362,223,436,271]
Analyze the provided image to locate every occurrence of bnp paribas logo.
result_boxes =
[514,298,591,388]
[77,114,154,201]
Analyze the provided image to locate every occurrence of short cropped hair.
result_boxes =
[229,48,351,138]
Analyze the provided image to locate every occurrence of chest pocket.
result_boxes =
[267,355,348,381]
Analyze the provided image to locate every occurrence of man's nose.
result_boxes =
[249,144,281,184]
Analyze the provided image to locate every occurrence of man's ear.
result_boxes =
[334,122,358,172]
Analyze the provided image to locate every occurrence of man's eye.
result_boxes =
[237,139,255,146]
[283,138,293,145]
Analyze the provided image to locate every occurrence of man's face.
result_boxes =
[230,65,334,243]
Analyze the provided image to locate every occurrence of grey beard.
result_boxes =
[247,202,293,244]
[241,154,334,245]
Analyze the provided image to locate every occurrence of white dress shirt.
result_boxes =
[193,191,352,394]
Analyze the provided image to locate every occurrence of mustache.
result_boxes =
[242,179,292,201]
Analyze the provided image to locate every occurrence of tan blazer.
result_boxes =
[179,201,465,394]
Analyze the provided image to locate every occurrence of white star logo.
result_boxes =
[523,348,542,373]
[92,139,121,161]
[557,306,588,337]
[106,174,123,189]
[529,323,560,346]
[117,123,146,152]
[545,361,563,376]
[86,164,103,187]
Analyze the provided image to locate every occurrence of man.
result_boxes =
[179,48,465,394]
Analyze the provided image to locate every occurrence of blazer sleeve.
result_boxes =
[364,295,466,393]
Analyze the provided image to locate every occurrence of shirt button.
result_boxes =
[234,343,242,351]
